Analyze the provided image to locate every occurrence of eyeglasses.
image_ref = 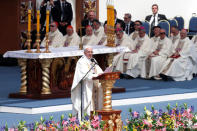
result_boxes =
[160,32,165,35]
[124,17,129,19]
[134,24,140,26]
[50,25,55,27]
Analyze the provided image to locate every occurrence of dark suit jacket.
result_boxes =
[79,19,92,36]
[145,14,167,23]
[145,14,167,37]
[104,18,125,30]
[51,0,73,24]
[125,21,135,35]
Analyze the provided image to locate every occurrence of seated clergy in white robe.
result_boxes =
[41,22,64,48]
[63,25,80,47]
[92,19,105,45]
[170,26,180,47]
[129,20,142,41]
[160,29,194,81]
[148,29,172,79]
[150,26,161,44]
[112,28,133,72]
[192,35,197,48]
[71,47,103,120]
[125,26,153,78]
[97,24,108,45]
[82,25,97,46]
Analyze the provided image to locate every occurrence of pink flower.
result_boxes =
[69,117,77,122]
[133,111,139,118]
[156,120,163,127]
[38,124,43,129]
[154,110,159,115]
[8,128,14,131]
[63,120,68,125]
[91,120,100,128]
[93,115,99,121]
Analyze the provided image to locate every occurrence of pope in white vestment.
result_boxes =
[148,29,172,78]
[82,25,97,46]
[41,22,64,48]
[71,47,103,120]
[160,29,194,81]
[63,25,80,46]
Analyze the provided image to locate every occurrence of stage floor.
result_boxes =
[1,66,197,127]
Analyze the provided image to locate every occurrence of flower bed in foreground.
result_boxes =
[1,103,197,131]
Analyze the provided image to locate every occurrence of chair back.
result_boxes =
[158,20,170,37]
[188,16,197,36]
[174,16,184,30]
[168,19,178,27]
[142,21,150,37]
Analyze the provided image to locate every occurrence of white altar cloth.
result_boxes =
[3,46,129,59]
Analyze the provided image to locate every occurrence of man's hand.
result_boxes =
[153,51,159,55]
[60,22,68,26]
[132,49,137,53]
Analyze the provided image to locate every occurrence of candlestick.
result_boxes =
[43,33,51,53]
[26,32,32,53]
[35,33,41,53]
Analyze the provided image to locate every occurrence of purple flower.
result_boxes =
[175,108,179,115]
[159,109,163,116]
[168,109,172,115]
[181,107,185,114]
[191,106,194,112]
[84,115,89,121]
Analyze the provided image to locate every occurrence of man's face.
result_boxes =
[86,27,93,36]
[50,22,58,32]
[93,22,100,30]
[66,28,73,36]
[152,5,158,15]
[154,27,160,37]
[171,27,179,36]
[134,22,141,31]
[180,30,187,39]
[159,29,166,40]
[88,11,95,21]
[84,48,93,59]
[124,15,131,24]
[116,31,123,39]
[139,30,145,38]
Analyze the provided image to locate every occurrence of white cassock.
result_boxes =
[71,55,103,120]
[126,35,152,78]
[170,33,180,49]
[97,33,107,45]
[94,26,105,45]
[82,34,97,45]
[112,33,133,72]
[129,31,139,42]
[190,35,197,74]
[148,37,172,78]
[161,37,194,81]
[63,32,81,46]
[41,29,64,48]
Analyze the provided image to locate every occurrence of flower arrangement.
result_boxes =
[124,103,197,131]
[1,113,105,131]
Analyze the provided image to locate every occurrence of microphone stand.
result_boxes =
[77,61,97,121]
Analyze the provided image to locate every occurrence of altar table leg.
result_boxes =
[18,58,27,94]
[40,59,52,94]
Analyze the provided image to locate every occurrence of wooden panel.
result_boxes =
[0,1,20,54]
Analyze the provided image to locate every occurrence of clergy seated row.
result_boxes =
[112,26,197,81]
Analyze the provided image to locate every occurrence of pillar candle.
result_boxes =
[37,10,40,33]
[46,10,50,33]
[28,9,31,32]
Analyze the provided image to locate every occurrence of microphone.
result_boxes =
[91,58,98,65]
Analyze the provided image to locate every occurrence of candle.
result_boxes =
[46,10,50,33]
[28,9,31,32]
[37,10,40,33]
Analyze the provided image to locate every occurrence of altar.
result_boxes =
[3,45,129,99]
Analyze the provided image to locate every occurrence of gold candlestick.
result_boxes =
[43,33,51,53]
[35,33,41,53]
[26,32,32,53]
